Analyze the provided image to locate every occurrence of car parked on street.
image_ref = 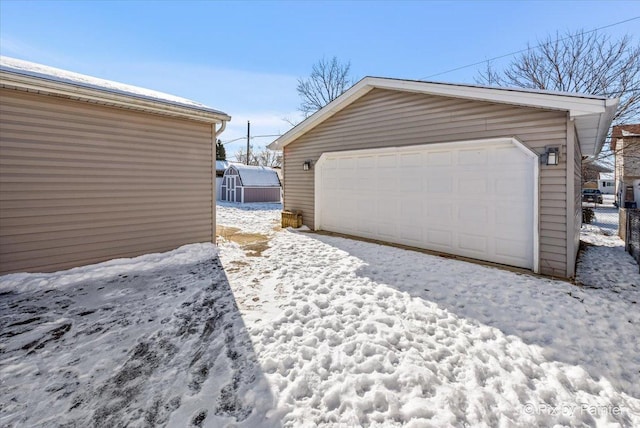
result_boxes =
[582,188,603,204]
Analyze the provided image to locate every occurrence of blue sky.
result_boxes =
[1,1,639,155]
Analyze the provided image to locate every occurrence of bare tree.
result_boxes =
[256,147,282,168]
[234,145,281,168]
[477,30,639,182]
[234,146,258,166]
[477,31,640,125]
[297,56,354,117]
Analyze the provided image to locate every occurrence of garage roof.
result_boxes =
[269,77,618,157]
[0,56,231,124]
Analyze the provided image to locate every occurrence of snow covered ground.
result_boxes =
[1,202,639,427]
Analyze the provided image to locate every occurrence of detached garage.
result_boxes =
[0,57,230,274]
[269,77,617,278]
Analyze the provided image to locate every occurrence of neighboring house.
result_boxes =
[0,56,230,274]
[269,77,617,278]
[598,172,615,195]
[612,124,640,207]
[582,161,611,184]
[220,164,281,203]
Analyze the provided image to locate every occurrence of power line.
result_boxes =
[420,16,640,80]
[221,134,281,145]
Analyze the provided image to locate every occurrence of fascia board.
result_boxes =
[367,77,611,116]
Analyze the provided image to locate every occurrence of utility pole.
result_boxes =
[246,120,250,165]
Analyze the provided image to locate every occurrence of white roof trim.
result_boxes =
[0,56,230,123]
[268,77,618,157]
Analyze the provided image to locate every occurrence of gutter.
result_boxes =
[593,98,620,156]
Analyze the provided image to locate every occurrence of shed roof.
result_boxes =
[229,164,281,187]
[0,56,230,123]
[216,160,242,172]
[268,76,618,157]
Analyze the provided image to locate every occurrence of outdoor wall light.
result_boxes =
[543,146,560,166]
[303,161,312,171]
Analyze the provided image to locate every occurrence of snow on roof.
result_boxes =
[216,160,244,172]
[622,129,640,137]
[0,56,229,117]
[216,160,231,172]
[599,172,614,180]
[229,164,281,187]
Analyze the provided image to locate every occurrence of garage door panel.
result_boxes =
[426,229,453,248]
[496,238,530,259]
[317,139,535,270]
[323,176,338,191]
[378,154,397,168]
[459,233,488,253]
[495,145,525,163]
[427,177,453,193]
[495,178,516,194]
[427,151,452,166]
[404,178,422,192]
[400,200,422,219]
[379,199,397,218]
[426,202,453,225]
[460,206,487,224]
[358,156,376,168]
[400,152,422,167]
[399,224,421,243]
[377,222,397,238]
[458,148,488,165]
[459,177,483,195]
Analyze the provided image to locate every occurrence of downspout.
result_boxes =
[215,120,227,139]
[566,116,577,278]
[212,120,228,244]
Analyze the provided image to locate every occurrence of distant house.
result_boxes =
[269,77,618,278]
[0,56,230,274]
[598,172,614,194]
[612,124,640,207]
[220,164,281,203]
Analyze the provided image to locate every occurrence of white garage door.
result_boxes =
[315,138,538,270]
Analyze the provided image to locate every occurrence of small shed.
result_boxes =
[215,160,231,200]
[220,164,281,203]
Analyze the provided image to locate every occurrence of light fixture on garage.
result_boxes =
[303,161,312,171]
[543,146,560,166]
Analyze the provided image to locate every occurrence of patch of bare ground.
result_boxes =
[216,225,270,257]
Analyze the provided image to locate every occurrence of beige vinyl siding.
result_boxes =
[569,122,582,276]
[0,88,215,274]
[284,88,568,277]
